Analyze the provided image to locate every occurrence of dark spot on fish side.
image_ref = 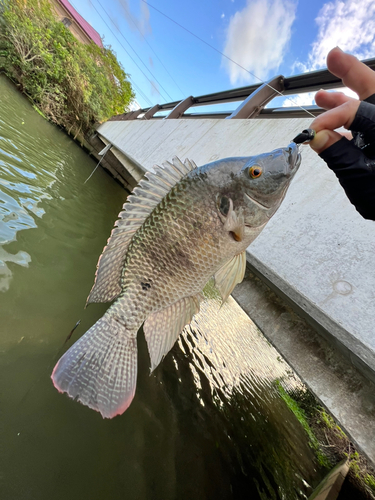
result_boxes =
[141,282,151,291]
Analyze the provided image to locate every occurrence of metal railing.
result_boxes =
[110,57,375,121]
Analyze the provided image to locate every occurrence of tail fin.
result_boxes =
[52,314,137,418]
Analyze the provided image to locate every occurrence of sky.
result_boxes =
[70,0,375,112]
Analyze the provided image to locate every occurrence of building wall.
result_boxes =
[49,0,92,46]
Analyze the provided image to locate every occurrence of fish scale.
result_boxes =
[121,179,225,304]
[52,147,301,418]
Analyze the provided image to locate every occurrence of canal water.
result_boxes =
[0,75,326,499]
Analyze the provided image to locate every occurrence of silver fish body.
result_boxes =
[52,143,301,418]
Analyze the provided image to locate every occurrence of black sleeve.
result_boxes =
[318,96,375,221]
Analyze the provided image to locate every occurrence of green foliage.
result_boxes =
[275,382,375,496]
[0,0,134,135]
[347,451,361,477]
[364,473,375,493]
[319,410,347,439]
[275,381,332,468]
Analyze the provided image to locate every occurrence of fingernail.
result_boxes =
[309,131,330,152]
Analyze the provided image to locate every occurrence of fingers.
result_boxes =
[327,47,375,101]
[310,99,360,134]
[340,131,353,140]
[308,48,375,155]
[315,89,351,110]
[309,130,343,154]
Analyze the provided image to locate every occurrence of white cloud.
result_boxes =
[221,13,225,19]
[336,87,358,99]
[140,1,151,36]
[221,0,297,85]
[118,0,152,37]
[281,87,359,108]
[299,0,375,72]
[150,80,160,97]
[110,14,121,33]
[129,100,141,111]
[285,0,375,110]
[282,92,316,107]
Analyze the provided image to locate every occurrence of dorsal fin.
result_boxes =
[86,157,197,304]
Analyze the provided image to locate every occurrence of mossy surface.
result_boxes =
[275,381,375,498]
[275,381,331,469]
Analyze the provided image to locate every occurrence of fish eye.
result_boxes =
[249,166,262,179]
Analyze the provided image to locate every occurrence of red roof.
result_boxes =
[58,0,103,48]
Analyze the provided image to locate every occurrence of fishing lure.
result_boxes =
[292,128,316,144]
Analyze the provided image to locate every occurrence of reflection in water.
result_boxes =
[184,283,299,396]
[0,75,326,500]
[153,283,320,499]
[0,246,31,292]
[0,77,57,292]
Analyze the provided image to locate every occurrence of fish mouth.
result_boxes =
[244,192,270,210]
[294,150,302,171]
[287,142,302,172]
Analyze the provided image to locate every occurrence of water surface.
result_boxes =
[0,75,326,499]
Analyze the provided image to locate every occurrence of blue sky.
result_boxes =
[70,0,375,111]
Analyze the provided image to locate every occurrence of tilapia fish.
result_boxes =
[52,143,301,418]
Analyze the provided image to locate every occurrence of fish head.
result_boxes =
[204,142,301,233]
[238,142,301,225]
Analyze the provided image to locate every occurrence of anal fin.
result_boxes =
[144,294,202,371]
[214,252,246,303]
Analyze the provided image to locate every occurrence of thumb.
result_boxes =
[309,129,343,154]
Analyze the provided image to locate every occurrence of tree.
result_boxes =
[0,0,135,136]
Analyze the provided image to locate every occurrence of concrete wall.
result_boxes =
[96,118,375,381]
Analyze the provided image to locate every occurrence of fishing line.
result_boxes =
[117,0,186,97]
[141,0,316,119]
[84,145,111,184]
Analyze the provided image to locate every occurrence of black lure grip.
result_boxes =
[292,129,316,144]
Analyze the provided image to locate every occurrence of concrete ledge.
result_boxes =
[232,267,375,466]
[88,135,138,191]
[245,252,375,385]
[309,459,349,500]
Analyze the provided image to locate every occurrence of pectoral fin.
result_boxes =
[214,251,246,303]
[144,295,202,371]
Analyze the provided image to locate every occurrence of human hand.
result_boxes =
[309,47,375,153]
[306,47,375,220]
